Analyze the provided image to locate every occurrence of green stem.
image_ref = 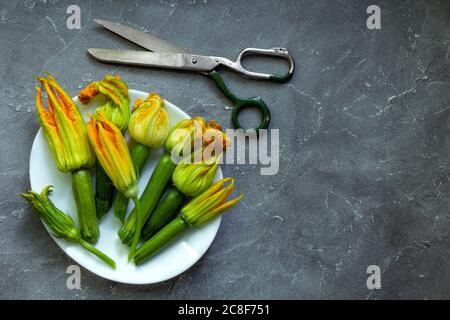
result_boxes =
[133,216,189,265]
[128,196,141,261]
[72,169,99,244]
[79,239,116,269]
[114,143,151,223]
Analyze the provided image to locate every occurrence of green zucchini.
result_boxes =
[72,169,99,243]
[134,216,189,265]
[118,152,176,246]
[114,143,151,223]
[141,187,185,241]
[95,162,116,219]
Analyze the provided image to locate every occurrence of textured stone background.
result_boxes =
[1,0,450,299]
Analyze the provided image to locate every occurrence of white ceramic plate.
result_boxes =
[29,89,222,284]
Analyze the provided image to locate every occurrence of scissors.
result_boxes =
[88,19,295,133]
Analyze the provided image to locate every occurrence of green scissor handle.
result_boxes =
[206,48,294,133]
[208,71,271,133]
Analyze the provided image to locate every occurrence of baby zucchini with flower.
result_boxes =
[21,186,116,269]
[134,178,243,265]
[114,93,169,223]
[35,74,98,243]
[172,121,230,196]
[87,113,142,260]
[119,116,205,245]
[121,116,222,244]
[78,75,130,219]
[140,119,229,240]
[119,152,176,245]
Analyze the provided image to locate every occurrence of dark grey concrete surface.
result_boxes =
[1,0,450,299]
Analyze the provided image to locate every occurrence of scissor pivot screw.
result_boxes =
[192,58,198,64]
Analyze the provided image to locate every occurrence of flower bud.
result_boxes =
[164,117,207,157]
[21,185,81,242]
[181,178,243,227]
[172,159,220,197]
[128,93,169,148]
[21,185,117,269]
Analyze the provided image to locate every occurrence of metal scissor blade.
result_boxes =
[88,48,218,72]
[94,19,191,54]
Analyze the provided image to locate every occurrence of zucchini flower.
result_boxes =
[78,74,130,131]
[181,178,243,226]
[21,186,116,269]
[22,185,80,242]
[171,121,229,197]
[164,117,207,159]
[36,74,95,172]
[203,121,230,161]
[78,75,130,219]
[172,159,220,197]
[129,92,169,148]
[114,92,170,225]
[87,112,142,260]
[133,178,243,265]
[35,74,98,243]
[165,117,230,163]
[87,113,137,199]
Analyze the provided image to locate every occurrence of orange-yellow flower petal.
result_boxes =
[129,92,169,148]
[181,178,243,227]
[87,113,138,198]
[78,75,130,132]
[35,74,95,172]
